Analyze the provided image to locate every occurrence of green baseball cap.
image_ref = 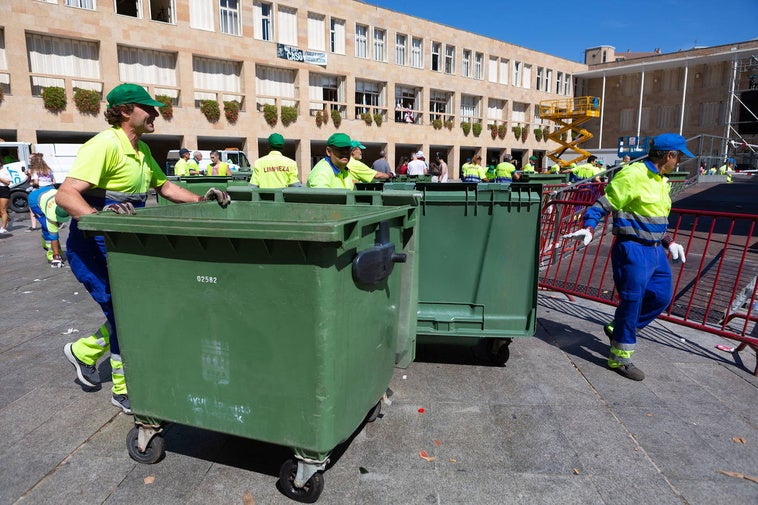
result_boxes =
[327,133,352,148]
[268,133,285,149]
[106,83,164,109]
[351,140,366,149]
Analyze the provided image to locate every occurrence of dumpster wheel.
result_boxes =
[366,400,382,423]
[476,338,512,367]
[126,426,166,464]
[278,459,324,503]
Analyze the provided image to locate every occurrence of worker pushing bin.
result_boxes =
[77,198,419,503]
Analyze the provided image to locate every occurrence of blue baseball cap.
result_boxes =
[651,133,695,158]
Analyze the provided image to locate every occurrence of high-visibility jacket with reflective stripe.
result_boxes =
[462,163,486,182]
[583,160,671,243]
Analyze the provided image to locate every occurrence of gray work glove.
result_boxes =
[103,202,136,215]
[668,242,686,263]
[562,228,593,246]
[203,187,231,208]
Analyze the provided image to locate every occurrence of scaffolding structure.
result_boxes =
[537,96,601,168]
[725,54,758,169]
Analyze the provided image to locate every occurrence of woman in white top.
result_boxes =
[27,154,56,231]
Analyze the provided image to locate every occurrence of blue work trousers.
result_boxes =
[66,221,120,355]
[611,239,672,346]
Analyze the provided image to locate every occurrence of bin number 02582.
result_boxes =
[196,275,218,284]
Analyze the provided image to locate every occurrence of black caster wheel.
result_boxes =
[277,459,324,503]
[126,426,166,464]
[493,343,511,367]
[366,401,382,423]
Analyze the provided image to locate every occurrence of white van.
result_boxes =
[165,148,251,175]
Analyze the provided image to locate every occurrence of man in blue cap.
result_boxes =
[57,83,231,413]
[563,133,693,381]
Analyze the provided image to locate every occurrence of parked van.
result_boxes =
[165,148,251,175]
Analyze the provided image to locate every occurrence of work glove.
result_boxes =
[50,254,64,268]
[102,202,136,215]
[668,242,686,264]
[203,187,231,208]
[562,228,593,246]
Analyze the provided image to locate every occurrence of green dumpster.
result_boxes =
[158,175,251,205]
[78,199,419,502]
[360,182,542,365]
[226,186,421,369]
[519,173,568,184]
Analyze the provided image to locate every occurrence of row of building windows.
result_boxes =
[32,0,574,96]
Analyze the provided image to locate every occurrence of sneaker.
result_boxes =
[0,228,8,234]
[111,394,133,415]
[63,342,101,387]
[610,362,645,381]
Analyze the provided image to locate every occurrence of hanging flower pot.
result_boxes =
[263,104,278,127]
[472,122,482,137]
[42,86,67,113]
[373,113,383,127]
[224,100,240,123]
[200,100,220,123]
[330,109,342,128]
[461,122,471,136]
[281,105,297,126]
[155,94,174,120]
[73,88,101,116]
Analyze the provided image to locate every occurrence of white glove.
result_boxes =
[668,242,686,263]
[50,255,64,268]
[562,228,593,246]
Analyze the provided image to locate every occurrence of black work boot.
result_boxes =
[611,362,645,381]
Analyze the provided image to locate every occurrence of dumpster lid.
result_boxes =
[78,201,416,243]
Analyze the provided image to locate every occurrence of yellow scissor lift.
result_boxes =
[537,96,601,168]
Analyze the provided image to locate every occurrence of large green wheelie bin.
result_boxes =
[157,175,251,205]
[77,198,419,503]
[356,182,543,365]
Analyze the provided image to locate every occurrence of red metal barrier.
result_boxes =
[539,188,758,374]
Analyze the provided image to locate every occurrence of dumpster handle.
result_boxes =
[352,221,406,286]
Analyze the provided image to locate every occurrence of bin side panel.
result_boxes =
[106,225,401,456]
[416,188,541,340]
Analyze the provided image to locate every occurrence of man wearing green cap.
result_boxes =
[250,133,301,188]
[307,133,358,188]
[57,83,231,414]
[347,140,391,183]
[523,155,538,173]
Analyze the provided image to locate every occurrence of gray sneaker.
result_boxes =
[111,394,132,415]
[63,342,101,387]
[611,362,645,381]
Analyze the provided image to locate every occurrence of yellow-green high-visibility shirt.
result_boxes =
[307,157,354,189]
[207,161,232,176]
[174,158,190,176]
[251,151,300,188]
[67,126,167,207]
[347,158,379,183]
[495,162,516,179]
